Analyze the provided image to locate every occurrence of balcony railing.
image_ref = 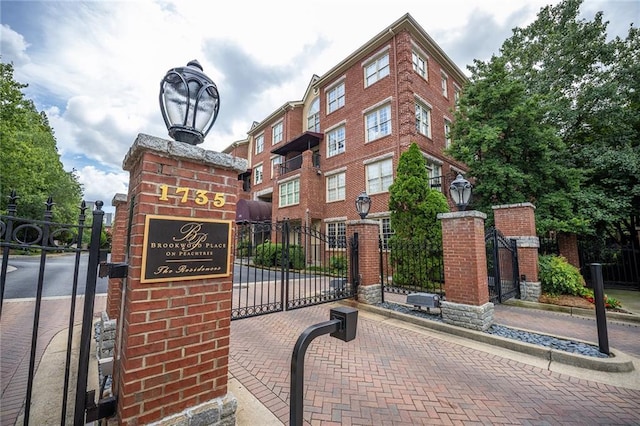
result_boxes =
[279,153,321,175]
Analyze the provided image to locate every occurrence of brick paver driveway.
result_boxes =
[230,302,640,425]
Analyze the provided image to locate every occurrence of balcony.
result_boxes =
[279,152,321,176]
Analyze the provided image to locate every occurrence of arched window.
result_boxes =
[307,98,320,132]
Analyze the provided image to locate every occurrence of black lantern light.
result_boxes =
[355,191,371,219]
[449,174,472,211]
[159,60,220,145]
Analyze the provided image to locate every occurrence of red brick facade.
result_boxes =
[439,212,489,306]
[106,193,128,319]
[114,135,244,425]
[493,203,539,283]
[228,14,468,235]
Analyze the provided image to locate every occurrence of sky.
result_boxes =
[1,0,637,215]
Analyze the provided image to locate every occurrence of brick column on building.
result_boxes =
[437,211,494,331]
[492,203,541,302]
[106,193,128,320]
[347,219,382,304]
[113,133,246,425]
[557,232,580,269]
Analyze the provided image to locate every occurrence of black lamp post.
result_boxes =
[159,60,220,145]
[449,174,472,211]
[355,192,371,219]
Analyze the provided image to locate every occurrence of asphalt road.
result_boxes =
[3,253,108,299]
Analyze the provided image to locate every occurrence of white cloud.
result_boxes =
[76,165,129,212]
[2,0,636,210]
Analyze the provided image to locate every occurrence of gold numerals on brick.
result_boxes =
[158,184,226,207]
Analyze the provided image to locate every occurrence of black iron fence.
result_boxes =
[232,220,355,320]
[0,191,106,425]
[380,236,444,300]
[485,227,520,303]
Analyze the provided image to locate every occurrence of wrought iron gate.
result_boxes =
[231,220,357,320]
[485,227,520,303]
[0,191,106,425]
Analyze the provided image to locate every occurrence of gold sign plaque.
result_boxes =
[140,215,232,283]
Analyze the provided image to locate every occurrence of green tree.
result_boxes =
[387,143,449,289]
[449,0,639,240]
[0,61,83,223]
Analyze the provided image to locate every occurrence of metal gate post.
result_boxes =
[0,190,18,317]
[74,202,104,425]
[491,230,502,303]
[282,220,290,309]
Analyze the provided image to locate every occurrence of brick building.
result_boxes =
[224,13,468,246]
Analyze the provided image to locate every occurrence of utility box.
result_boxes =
[329,307,358,342]
[406,292,440,309]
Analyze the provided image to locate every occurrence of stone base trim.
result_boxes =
[147,394,238,426]
[520,280,541,302]
[358,284,381,305]
[441,301,494,331]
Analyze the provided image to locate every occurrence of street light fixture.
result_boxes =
[355,192,371,219]
[449,174,472,211]
[159,60,220,145]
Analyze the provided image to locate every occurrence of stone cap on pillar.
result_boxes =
[437,210,487,220]
[491,202,536,211]
[123,133,248,174]
[346,219,379,226]
[112,193,127,206]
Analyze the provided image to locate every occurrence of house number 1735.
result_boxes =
[158,184,226,207]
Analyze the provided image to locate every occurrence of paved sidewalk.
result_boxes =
[229,299,640,425]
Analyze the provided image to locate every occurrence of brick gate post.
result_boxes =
[106,193,128,320]
[347,219,381,304]
[557,232,580,269]
[112,133,246,425]
[437,211,494,331]
[492,203,541,301]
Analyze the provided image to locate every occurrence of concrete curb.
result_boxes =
[503,299,640,324]
[341,300,636,373]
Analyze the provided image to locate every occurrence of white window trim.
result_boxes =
[326,124,346,158]
[414,94,432,110]
[324,75,346,92]
[279,178,300,207]
[254,162,264,185]
[363,151,394,165]
[362,46,391,88]
[325,166,347,177]
[441,71,449,98]
[366,158,394,195]
[325,221,347,250]
[270,155,283,178]
[421,152,443,165]
[325,216,348,223]
[362,96,393,115]
[255,133,265,154]
[326,81,346,114]
[364,102,392,143]
[271,120,284,145]
[415,101,432,138]
[326,172,346,203]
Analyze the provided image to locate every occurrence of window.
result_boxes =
[279,179,299,207]
[427,162,442,192]
[365,104,391,142]
[412,51,427,79]
[327,125,346,157]
[327,82,345,113]
[364,53,389,87]
[254,164,263,185]
[255,134,264,154]
[380,217,394,249]
[327,222,346,248]
[326,172,346,202]
[307,98,320,131]
[415,102,432,138]
[441,72,448,97]
[454,85,461,109]
[366,158,393,194]
[444,119,452,148]
[272,122,283,145]
[271,156,283,178]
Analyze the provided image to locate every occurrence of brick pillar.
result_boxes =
[492,203,541,301]
[438,211,494,331]
[347,219,381,304]
[113,134,246,425]
[558,232,580,269]
[106,193,128,320]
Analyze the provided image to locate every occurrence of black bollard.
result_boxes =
[589,263,610,355]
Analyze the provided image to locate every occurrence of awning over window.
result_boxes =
[236,199,272,222]
[270,131,323,155]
